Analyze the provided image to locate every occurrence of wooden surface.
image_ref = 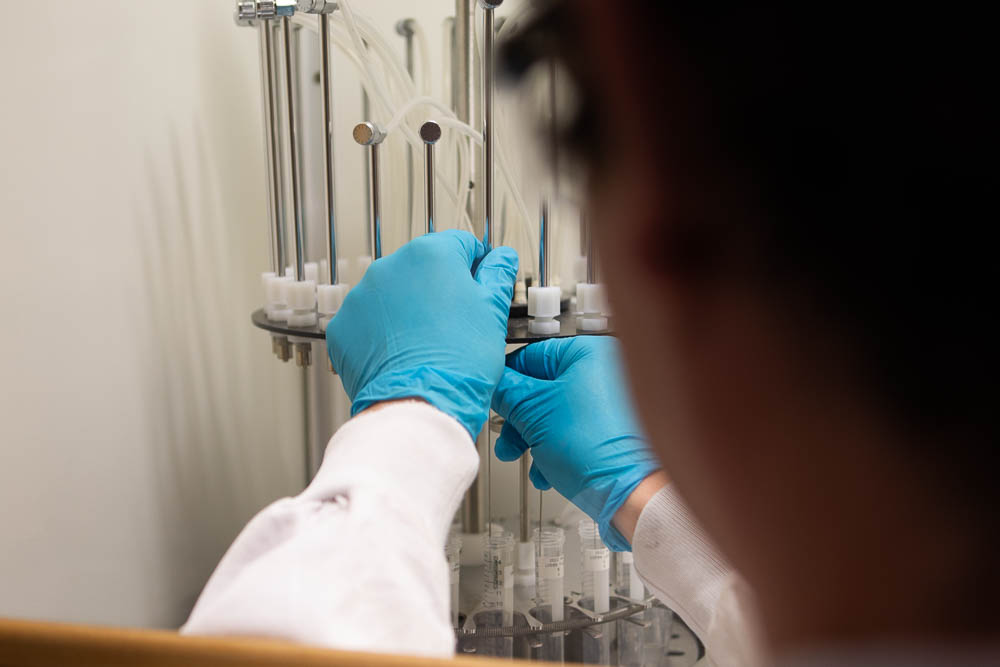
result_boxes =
[0,617,510,667]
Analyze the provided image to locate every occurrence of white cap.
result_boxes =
[317,283,349,316]
[576,283,607,315]
[576,316,608,332]
[513,279,527,305]
[265,274,293,306]
[304,262,319,284]
[285,280,317,310]
[573,255,589,284]
[527,286,561,318]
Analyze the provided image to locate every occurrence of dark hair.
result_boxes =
[507,5,998,505]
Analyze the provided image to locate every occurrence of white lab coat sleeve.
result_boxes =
[632,485,764,667]
[180,400,478,658]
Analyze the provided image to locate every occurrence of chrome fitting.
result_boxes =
[478,0,503,8]
[294,342,313,368]
[297,0,337,13]
[255,0,276,20]
[395,18,415,37]
[420,120,442,144]
[272,335,292,362]
[234,0,257,26]
[353,121,386,146]
[268,0,295,19]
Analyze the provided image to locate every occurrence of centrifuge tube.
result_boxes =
[534,526,565,662]
[616,551,644,602]
[446,534,462,628]
[579,520,611,665]
[615,551,645,667]
[578,520,610,614]
[478,531,514,657]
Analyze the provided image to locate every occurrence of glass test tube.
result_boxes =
[479,531,514,657]
[579,520,611,665]
[446,534,462,628]
[534,526,565,662]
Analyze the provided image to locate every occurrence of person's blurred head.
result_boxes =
[504,1,996,651]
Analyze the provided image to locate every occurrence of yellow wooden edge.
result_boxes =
[0,617,519,667]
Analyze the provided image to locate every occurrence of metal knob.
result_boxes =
[420,120,442,145]
[353,121,386,146]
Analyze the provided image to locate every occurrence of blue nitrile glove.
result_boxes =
[491,336,661,551]
[326,230,519,439]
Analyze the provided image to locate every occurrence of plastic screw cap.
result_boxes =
[286,280,318,327]
[528,286,560,318]
[265,274,293,322]
[304,262,319,284]
[317,283,349,327]
[528,285,561,335]
[576,283,608,332]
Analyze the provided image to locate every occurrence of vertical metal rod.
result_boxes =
[361,90,372,253]
[456,0,483,536]
[370,143,382,259]
[259,21,284,275]
[354,122,384,261]
[271,22,288,273]
[319,14,338,285]
[539,199,550,287]
[520,455,530,542]
[420,121,441,234]
[397,20,417,240]
[281,17,305,281]
[585,213,597,284]
[480,1,502,250]
[454,1,471,123]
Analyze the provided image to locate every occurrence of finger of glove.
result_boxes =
[495,421,529,462]
[491,366,544,426]
[505,337,579,380]
[529,461,552,491]
[474,246,519,307]
[432,229,487,271]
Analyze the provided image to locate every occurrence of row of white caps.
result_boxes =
[261,256,370,329]
[526,283,609,334]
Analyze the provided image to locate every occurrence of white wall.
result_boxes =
[0,2,306,628]
[0,0,564,630]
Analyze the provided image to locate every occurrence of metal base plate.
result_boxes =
[252,308,612,345]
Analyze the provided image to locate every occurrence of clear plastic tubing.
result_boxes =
[446,535,462,628]
[578,520,610,614]
[534,526,565,622]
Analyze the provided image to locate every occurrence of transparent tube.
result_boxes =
[478,531,514,658]
[534,526,565,662]
[579,520,611,665]
[446,535,462,629]
[578,520,610,614]
[616,551,644,601]
[615,551,646,667]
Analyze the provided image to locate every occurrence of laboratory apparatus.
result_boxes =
[232,1,699,663]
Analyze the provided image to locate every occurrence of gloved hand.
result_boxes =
[327,230,518,439]
[491,336,661,550]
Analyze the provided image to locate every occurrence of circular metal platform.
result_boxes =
[252,307,612,345]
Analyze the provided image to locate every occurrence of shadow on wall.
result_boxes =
[127,27,306,626]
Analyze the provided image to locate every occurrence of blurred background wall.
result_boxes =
[0,1,313,628]
[0,0,547,630]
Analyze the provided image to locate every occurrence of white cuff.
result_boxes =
[632,484,730,642]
